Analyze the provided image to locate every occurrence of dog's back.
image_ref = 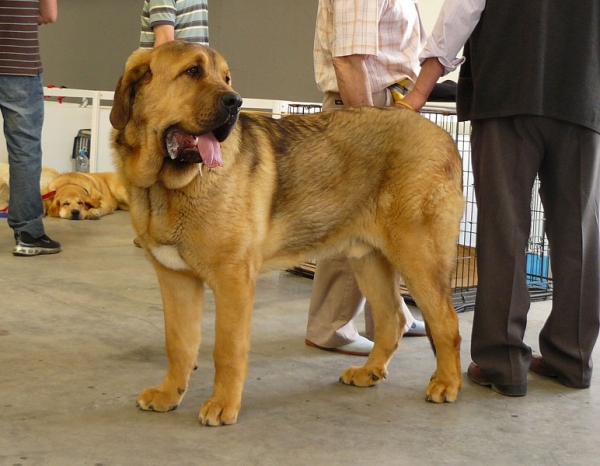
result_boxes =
[226,107,464,270]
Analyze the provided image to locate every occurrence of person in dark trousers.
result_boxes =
[402,0,600,396]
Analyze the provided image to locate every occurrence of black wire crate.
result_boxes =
[287,103,553,312]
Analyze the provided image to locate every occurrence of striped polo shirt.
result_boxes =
[0,0,42,76]
[140,0,209,49]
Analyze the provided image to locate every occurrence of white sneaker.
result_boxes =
[305,335,373,356]
[405,319,427,337]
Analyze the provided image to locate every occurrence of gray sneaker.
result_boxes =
[13,231,62,256]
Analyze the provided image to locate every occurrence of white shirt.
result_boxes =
[420,0,486,75]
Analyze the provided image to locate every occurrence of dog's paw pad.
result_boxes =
[426,378,460,403]
[199,399,240,426]
[340,365,386,387]
[137,386,184,412]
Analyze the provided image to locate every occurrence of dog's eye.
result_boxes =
[187,66,202,77]
[64,202,70,206]
[225,75,231,85]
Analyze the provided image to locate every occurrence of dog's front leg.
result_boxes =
[86,197,117,220]
[137,264,204,412]
[199,272,256,426]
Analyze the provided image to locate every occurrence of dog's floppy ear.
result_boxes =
[110,49,153,130]
[47,198,60,218]
[84,197,101,209]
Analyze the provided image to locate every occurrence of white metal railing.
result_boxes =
[43,87,115,173]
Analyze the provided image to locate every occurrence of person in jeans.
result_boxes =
[402,0,600,395]
[0,0,60,256]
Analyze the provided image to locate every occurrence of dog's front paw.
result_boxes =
[425,373,461,403]
[199,397,240,426]
[136,386,183,412]
[87,209,101,220]
[339,365,387,387]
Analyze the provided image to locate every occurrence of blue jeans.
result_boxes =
[0,74,46,239]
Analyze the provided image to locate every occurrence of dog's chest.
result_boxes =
[149,244,190,271]
[139,181,238,273]
[144,215,193,272]
[132,190,193,272]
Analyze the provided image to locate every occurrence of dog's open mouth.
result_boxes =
[164,112,239,169]
[165,129,223,168]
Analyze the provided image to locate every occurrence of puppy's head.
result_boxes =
[46,185,100,220]
[110,41,243,189]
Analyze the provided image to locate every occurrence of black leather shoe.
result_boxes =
[467,362,527,397]
[529,355,557,378]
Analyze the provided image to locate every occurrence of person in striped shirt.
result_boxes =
[140,0,208,49]
[0,0,61,256]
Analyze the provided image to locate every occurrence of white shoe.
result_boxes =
[305,335,373,356]
[306,319,427,357]
[405,319,427,337]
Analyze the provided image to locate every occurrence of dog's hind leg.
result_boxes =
[137,264,205,412]
[339,250,405,387]
[393,230,462,403]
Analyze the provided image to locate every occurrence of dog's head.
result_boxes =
[45,185,101,220]
[110,41,243,189]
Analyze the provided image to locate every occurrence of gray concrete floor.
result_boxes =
[1,211,599,466]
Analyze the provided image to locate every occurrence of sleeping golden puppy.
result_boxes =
[43,172,129,220]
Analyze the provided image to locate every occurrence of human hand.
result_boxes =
[396,91,427,112]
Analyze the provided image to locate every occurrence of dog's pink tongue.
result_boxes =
[197,133,223,168]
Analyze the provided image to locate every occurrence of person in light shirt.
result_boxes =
[305,0,428,357]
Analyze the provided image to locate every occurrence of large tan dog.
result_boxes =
[110,41,465,426]
[43,172,129,220]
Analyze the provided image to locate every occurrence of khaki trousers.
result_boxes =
[305,89,415,348]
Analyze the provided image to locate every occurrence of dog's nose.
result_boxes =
[71,209,81,220]
[220,92,243,114]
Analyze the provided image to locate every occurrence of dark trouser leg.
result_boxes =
[537,121,600,388]
[470,117,542,387]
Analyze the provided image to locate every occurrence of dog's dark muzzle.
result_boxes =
[213,92,243,142]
